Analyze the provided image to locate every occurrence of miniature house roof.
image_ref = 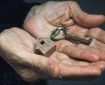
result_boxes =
[35,38,55,54]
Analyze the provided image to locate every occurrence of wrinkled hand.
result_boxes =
[22,1,105,80]
[0,28,59,81]
[0,28,105,82]
[23,1,105,61]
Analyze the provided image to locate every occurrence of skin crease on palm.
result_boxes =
[1,1,105,82]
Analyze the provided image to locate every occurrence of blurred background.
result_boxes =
[26,0,105,85]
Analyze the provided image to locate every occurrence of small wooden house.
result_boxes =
[35,38,56,57]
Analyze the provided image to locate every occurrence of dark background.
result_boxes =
[0,0,105,85]
[45,0,105,85]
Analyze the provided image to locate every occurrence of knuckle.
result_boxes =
[68,1,79,6]
[98,61,105,70]
[0,27,19,35]
[0,27,18,44]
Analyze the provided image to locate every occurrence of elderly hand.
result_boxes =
[23,1,105,80]
[0,28,105,82]
[23,1,105,61]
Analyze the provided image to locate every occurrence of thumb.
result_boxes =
[69,1,105,27]
[24,52,60,78]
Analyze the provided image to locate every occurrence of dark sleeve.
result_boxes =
[0,1,47,84]
[0,0,40,27]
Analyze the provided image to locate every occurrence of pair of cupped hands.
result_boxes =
[0,1,105,82]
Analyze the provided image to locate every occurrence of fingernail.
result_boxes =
[83,51,99,61]
[89,53,99,61]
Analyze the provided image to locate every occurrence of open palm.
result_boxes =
[22,1,105,80]
[0,28,105,82]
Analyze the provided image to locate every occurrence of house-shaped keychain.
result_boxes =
[35,38,56,57]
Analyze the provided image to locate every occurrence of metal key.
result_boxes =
[51,26,93,45]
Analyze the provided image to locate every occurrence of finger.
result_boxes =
[68,1,105,27]
[88,38,105,61]
[88,27,105,43]
[56,40,99,61]
[91,61,105,72]
[78,43,105,61]
[51,52,90,66]
[61,59,90,66]
[89,39,105,61]
[67,24,89,38]
[60,64,101,78]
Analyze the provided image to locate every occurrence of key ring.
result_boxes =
[50,26,67,41]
